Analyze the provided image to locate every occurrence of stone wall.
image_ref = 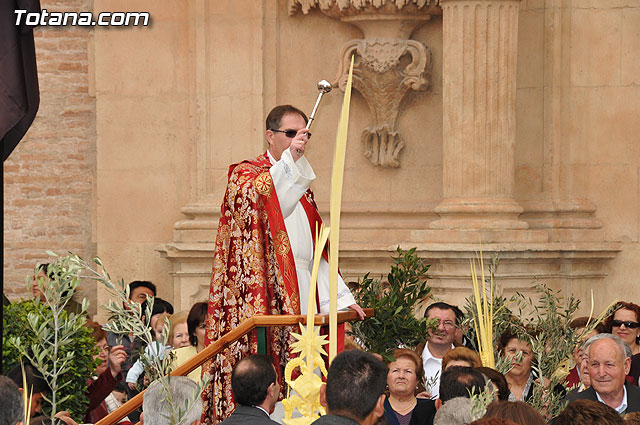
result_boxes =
[3,0,640,319]
[3,0,96,310]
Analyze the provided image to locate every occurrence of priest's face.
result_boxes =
[266,112,307,161]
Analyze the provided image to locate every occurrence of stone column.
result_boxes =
[431,0,527,230]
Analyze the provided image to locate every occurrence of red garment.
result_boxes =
[565,366,581,389]
[202,152,322,424]
[85,369,121,423]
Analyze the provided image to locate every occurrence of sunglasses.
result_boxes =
[270,129,312,139]
[612,320,640,328]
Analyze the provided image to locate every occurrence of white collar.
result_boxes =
[254,405,270,416]
[422,341,454,361]
[267,149,276,165]
[596,384,628,414]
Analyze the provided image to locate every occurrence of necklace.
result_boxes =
[390,397,417,415]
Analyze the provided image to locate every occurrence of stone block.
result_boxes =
[390,165,442,205]
[589,164,638,241]
[570,8,621,87]
[569,87,640,166]
[209,19,263,96]
[621,8,640,86]
[515,165,543,199]
[96,96,190,171]
[94,20,188,96]
[599,243,640,314]
[97,170,185,243]
[559,164,590,199]
[517,9,544,88]
[516,87,544,166]
[94,0,184,23]
[573,0,640,8]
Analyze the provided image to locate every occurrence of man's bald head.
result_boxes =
[585,333,628,362]
[231,354,278,407]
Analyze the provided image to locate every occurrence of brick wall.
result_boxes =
[3,0,96,310]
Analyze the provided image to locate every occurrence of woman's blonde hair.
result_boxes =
[442,346,482,370]
[168,311,189,345]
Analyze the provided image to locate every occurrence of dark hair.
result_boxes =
[325,350,387,421]
[570,316,607,333]
[555,399,623,425]
[35,263,71,298]
[113,381,128,394]
[475,367,510,401]
[468,419,519,425]
[187,302,208,346]
[128,280,157,299]
[0,376,24,425]
[424,302,457,320]
[6,362,50,393]
[439,366,486,403]
[484,401,546,425]
[231,354,277,406]
[497,328,536,353]
[86,319,106,342]
[141,297,174,318]
[606,302,640,331]
[37,262,56,280]
[265,105,308,131]
[451,305,464,323]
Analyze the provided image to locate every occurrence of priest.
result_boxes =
[202,104,364,423]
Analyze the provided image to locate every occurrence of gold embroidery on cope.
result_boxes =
[274,230,291,255]
[255,172,273,195]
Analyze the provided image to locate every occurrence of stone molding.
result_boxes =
[289,0,439,168]
[288,0,441,20]
[334,38,432,167]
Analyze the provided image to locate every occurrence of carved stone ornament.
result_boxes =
[333,39,430,167]
[288,0,441,18]
[289,0,438,167]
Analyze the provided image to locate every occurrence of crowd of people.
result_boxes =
[2,275,212,425]
[6,269,640,425]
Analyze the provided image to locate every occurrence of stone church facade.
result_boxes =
[4,0,639,320]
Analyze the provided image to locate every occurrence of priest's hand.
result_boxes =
[349,303,366,320]
[289,128,310,160]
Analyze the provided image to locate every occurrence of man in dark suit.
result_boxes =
[312,350,387,425]
[566,333,640,414]
[219,354,280,425]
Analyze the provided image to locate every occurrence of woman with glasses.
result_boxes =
[171,301,208,381]
[606,302,640,356]
[606,301,640,385]
[85,320,130,424]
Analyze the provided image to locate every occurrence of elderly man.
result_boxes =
[313,350,387,425]
[416,302,458,398]
[203,105,364,422]
[219,355,280,425]
[566,333,640,413]
[142,377,202,425]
